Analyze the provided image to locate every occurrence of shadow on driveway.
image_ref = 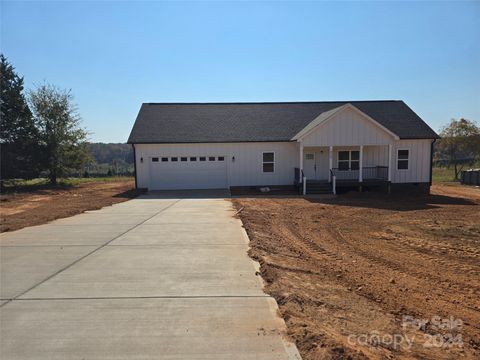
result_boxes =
[139,189,231,199]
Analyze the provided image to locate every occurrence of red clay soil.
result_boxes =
[0,180,141,232]
[233,184,480,360]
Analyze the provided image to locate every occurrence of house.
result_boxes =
[127,101,439,194]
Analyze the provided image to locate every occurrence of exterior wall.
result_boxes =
[134,142,298,189]
[391,139,432,183]
[301,107,393,147]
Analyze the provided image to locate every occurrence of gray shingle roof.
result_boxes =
[127,101,439,144]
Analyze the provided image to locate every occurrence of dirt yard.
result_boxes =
[0,180,140,232]
[233,184,480,360]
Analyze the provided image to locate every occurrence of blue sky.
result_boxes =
[2,1,479,143]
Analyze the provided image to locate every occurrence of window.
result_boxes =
[199,157,206,161]
[218,156,225,161]
[152,157,159,162]
[171,157,178,162]
[397,149,409,170]
[181,157,187,162]
[190,157,197,161]
[305,153,314,160]
[208,156,215,161]
[337,151,359,170]
[351,151,360,170]
[161,157,168,162]
[262,152,274,173]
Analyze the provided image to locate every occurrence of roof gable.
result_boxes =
[293,103,400,141]
[127,101,439,144]
[300,104,400,147]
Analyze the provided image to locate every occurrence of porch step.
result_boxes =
[305,182,333,194]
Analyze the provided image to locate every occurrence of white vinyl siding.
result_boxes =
[392,140,431,183]
[134,139,433,189]
[135,142,297,189]
[301,107,394,147]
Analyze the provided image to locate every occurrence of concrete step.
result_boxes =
[307,190,333,194]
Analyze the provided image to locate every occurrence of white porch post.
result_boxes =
[359,145,363,182]
[300,142,306,195]
[388,144,392,182]
[329,146,333,182]
[299,141,304,174]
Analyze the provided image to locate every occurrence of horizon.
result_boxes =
[2,1,479,142]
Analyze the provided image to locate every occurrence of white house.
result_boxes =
[127,101,439,194]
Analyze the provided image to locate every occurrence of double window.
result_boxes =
[338,151,359,170]
[397,149,409,170]
[262,152,274,173]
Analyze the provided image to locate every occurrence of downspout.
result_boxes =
[429,139,436,186]
[132,144,138,189]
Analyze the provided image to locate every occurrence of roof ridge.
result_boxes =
[144,100,402,105]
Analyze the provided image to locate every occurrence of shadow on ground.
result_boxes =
[306,192,477,211]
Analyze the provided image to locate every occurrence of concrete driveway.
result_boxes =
[0,190,300,359]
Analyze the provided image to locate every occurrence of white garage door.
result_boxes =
[149,155,228,190]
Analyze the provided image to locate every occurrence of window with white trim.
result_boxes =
[262,152,274,173]
[338,151,359,170]
[397,149,409,170]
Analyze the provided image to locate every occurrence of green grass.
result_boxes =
[432,167,457,183]
[1,176,134,193]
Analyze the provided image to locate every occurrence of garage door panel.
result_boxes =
[149,159,227,190]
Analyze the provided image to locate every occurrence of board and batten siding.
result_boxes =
[134,142,298,189]
[391,139,432,183]
[301,107,393,147]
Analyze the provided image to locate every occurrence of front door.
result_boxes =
[304,150,329,180]
[304,152,316,179]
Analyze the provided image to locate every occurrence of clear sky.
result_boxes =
[1,1,479,143]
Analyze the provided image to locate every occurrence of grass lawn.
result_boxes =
[1,176,134,193]
[432,166,457,183]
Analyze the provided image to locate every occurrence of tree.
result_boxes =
[0,54,40,179]
[437,118,480,180]
[28,83,90,184]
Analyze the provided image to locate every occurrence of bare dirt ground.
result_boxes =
[233,184,480,360]
[0,180,140,232]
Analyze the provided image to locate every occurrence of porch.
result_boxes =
[295,145,392,195]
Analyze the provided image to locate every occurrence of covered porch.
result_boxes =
[295,145,393,194]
